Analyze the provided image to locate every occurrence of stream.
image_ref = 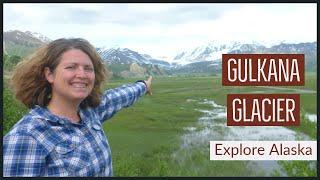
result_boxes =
[177,98,316,176]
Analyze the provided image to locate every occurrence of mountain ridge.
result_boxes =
[3,30,317,76]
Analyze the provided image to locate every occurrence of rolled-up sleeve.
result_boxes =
[94,82,147,124]
[3,133,47,177]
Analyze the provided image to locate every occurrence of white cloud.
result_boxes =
[3,3,316,59]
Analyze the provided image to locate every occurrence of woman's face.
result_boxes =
[46,49,95,103]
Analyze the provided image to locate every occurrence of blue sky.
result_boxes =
[3,3,316,61]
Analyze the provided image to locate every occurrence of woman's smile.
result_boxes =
[70,82,88,89]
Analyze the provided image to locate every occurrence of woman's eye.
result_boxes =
[85,67,94,72]
[66,66,75,69]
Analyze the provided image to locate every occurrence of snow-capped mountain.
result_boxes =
[172,41,316,73]
[97,47,170,67]
[3,30,51,46]
[3,30,52,57]
[173,40,266,65]
[25,31,51,43]
[172,40,316,67]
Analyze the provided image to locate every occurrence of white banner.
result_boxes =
[210,141,317,160]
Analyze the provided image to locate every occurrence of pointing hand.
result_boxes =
[144,76,152,95]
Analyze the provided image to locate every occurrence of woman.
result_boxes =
[3,38,152,177]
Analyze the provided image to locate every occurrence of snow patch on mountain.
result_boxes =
[173,40,266,65]
[97,47,170,67]
[25,31,51,43]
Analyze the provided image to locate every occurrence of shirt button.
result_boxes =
[92,124,101,130]
[58,119,65,125]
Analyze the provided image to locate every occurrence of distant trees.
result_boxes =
[4,53,22,71]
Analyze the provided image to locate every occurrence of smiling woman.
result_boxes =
[3,38,152,177]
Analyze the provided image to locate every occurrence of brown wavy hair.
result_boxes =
[11,38,108,109]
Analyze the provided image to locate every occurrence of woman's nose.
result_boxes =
[75,67,87,78]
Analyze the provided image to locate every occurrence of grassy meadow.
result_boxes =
[3,72,317,176]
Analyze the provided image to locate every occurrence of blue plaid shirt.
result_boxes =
[3,82,147,177]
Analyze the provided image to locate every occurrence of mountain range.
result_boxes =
[97,47,171,67]
[3,30,51,57]
[172,40,316,73]
[3,30,317,77]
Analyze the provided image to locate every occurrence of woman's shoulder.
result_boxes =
[6,110,47,135]
[4,112,62,153]
[5,107,62,148]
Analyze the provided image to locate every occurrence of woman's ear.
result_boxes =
[44,67,54,83]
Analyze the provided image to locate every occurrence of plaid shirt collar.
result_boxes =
[30,105,90,126]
